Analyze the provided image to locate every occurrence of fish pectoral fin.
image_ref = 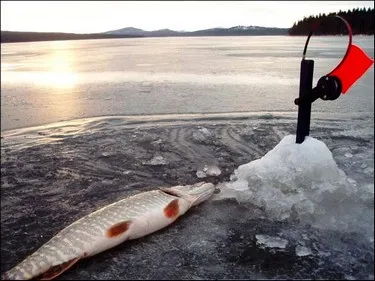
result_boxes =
[38,256,81,280]
[106,220,132,238]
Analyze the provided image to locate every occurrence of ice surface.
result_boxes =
[216,134,374,240]
[1,116,373,279]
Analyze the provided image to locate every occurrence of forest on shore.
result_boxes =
[289,7,374,35]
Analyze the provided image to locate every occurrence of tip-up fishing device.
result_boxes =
[295,15,374,144]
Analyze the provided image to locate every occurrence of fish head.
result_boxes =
[160,182,216,206]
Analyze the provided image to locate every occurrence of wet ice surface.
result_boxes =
[1,113,374,280]
[1,36,374,131]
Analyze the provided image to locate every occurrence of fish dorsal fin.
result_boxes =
[159,187,180,197]
[159,186,186,198]
[159,187,195,204]
[38,257,81,280]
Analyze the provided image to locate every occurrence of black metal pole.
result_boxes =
[296,59,314,144]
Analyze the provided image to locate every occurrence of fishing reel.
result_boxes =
[295,15,374,144]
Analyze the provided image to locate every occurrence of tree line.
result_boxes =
[289,7,374,35]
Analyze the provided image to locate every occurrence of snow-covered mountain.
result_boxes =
[104,27,147,35]
[231,25,263,30]
[104,25,289,37]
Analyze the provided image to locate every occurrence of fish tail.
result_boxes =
[1,263,37,280]
[1,252,52,280]
[2,250,84,280]
[1,267,27,280]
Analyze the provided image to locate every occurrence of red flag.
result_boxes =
[328,44,374,94]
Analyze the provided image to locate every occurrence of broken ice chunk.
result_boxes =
[255,234,288,249]
[192,127,215,144]
[346,178,357,185]
[151,139,163,145]
[199,127,212,136]
[295,245,312,256]
[143,155,168,166]
[196,170,207,178]
[205,164,221,176]
[226,179,249,191]
[196,164,222,178]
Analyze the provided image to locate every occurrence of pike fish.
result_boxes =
[2,182,216,280]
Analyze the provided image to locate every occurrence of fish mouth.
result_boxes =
[160,182,216,206]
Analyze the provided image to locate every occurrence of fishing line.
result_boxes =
[302,15,352,61]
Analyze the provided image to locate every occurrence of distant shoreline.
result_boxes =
[0,35,283,44]
[0,31,145,44]
[2,31,373,44]
[1,29,289,44]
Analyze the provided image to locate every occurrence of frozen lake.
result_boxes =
[1,36,374,131]
[1,36,374,279]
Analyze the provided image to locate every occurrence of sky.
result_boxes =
[1,1,374,33]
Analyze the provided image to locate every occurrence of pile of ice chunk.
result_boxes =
[215,135,374,240]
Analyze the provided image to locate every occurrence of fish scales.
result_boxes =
[2,182,215,280]
[3,190,184,279]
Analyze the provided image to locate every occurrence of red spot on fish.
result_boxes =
[164,199,179,218]
[106,221,131,238]
[39,257,81,280]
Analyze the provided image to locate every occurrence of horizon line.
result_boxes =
[1,25,291,35]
